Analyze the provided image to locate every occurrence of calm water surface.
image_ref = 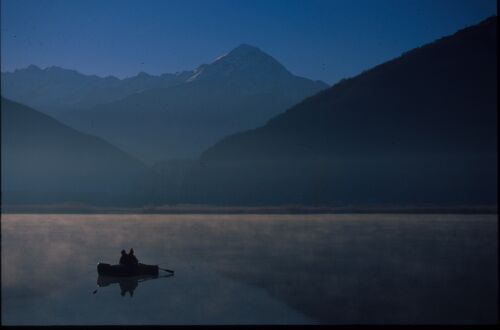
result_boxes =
[1,214,498,325]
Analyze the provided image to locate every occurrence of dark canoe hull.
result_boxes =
[97,262,159,277]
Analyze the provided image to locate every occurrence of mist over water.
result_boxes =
[1,214,497,325]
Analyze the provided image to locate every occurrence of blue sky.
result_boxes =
[1,0,497,84]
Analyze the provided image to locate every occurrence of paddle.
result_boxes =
[159,267,174,274]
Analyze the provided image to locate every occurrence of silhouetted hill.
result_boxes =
[1,98,148,204]
[1,66,189,114]
[57,44,328,163]
[185,16,497,206]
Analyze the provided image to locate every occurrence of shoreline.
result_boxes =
[1,204,497,215]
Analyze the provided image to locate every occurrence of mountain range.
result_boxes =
[2,44,328,164]
[1,65,190,114]
[1,17,497,207]
[154,16,498,206]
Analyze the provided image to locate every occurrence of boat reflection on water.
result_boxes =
[96,273,174,297]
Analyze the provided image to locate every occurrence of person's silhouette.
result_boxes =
[119,249,129,266]
[129,248,139,266]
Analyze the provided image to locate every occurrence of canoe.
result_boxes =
[97,262,159,277]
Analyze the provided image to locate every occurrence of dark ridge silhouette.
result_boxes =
[154,16,497,206]
[203,16,497,161]
[1,97,148,205]
[53,44,328,163]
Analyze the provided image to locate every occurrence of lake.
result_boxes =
[1,214,497,325]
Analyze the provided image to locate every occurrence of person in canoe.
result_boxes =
[119,248,139,269]
[129,248,139,267]
[119,250,129,266]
